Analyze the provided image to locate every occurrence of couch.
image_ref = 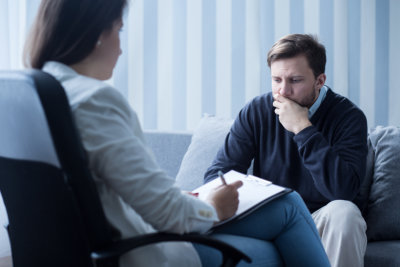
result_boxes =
[144,115,400,267]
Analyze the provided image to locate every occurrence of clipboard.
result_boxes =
[192,170,292,228]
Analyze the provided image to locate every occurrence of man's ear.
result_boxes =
[315,73,326,89]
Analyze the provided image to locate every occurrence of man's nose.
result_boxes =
[279,81,291,96]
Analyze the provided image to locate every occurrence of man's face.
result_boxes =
[270,54,325,108]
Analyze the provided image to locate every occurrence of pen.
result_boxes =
[218,170,227,186]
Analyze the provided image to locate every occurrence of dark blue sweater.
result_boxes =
[204,89,368,212]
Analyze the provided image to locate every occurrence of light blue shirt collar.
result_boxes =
[308,85,328,118]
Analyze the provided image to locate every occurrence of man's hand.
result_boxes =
[206,180,243,221]
[273,94,312,134]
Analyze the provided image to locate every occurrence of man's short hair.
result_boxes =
[267,34,326,78]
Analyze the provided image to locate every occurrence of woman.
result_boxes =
[24,0,330,266]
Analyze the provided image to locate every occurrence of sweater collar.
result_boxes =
[308,85,328,119]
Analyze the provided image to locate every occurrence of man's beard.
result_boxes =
[297,88,318,108]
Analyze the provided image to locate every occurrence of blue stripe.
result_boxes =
[231,0,246,117]
[143,0,158,129]
[375,0,389,126]
[260,0,275,94]
[347,0,361,106]
[172,0,187,130]
[202,0,216,116]
[290,0,304,34]
[319,0,334,88]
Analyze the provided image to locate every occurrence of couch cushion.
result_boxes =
[366,126,400,241]
[364,241,400,267]
[175,115,233,191]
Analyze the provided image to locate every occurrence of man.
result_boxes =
[204,34,368,267]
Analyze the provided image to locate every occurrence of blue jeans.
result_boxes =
[194,192,330,267]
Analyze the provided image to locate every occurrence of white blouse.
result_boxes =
[43,61,218,267]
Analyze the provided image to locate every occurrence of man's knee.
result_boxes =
[315,200,366,233]
[325,200,362,218]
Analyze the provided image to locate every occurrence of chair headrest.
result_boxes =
[0,71,60,167]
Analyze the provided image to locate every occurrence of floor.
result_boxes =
[0,227,10,260]
[0,226,10,267]
[0,195,11,259]
[0,256,11,267]
[0,195,11,267]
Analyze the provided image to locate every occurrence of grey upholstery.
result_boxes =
[366,126,400,241]
[0,72,59,167]
[365,241,400,267]
[144,130,192,178]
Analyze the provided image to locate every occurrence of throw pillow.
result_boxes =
[175,115,233,191]
[366,126,400,241]
[353,137,374,217]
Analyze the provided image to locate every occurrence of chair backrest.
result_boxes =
[0,70,118,267]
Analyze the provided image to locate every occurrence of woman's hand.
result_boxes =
[206,180,243,221]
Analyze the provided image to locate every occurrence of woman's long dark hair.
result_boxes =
[24,0,127,69]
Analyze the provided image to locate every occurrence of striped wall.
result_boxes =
[1,0,400,130]
[119,0,400,130]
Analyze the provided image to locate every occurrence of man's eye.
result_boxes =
[291,79,302,83]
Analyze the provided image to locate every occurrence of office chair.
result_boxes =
[0,70,251,267]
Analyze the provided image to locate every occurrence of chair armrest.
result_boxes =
[91,232,251,267]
